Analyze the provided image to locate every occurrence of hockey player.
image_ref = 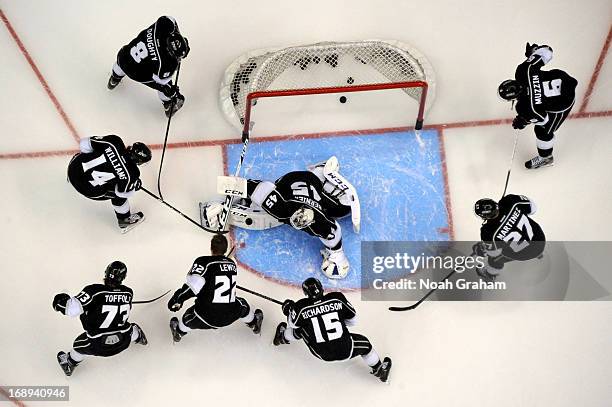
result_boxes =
[201,157,360,279]
[167,234,263,342]
[68,135,151,233]
[273,277,392,383]
[474,194,546,281]
[53,261,148,376]
[498,43,577,169]
[107,16,190,117]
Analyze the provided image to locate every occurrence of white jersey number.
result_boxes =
[82,154,115,187]
[310,312,343,343]
[503,215,534,252]
[100,304,130,329]
[212,275,237,303]
[81,155,115,187]
[543,79,562,97]
[291,181,321,201]
[130,41,148,63]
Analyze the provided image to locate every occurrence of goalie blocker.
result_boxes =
[200,157,360,279]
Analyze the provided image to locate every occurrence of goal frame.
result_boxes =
[240,80,428,137]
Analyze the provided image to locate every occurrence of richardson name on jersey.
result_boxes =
[496,208,522,240]
[301,302,342,319]
[104,294,130,303]
[105,147,127,180]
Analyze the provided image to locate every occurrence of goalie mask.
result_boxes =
[474,198,499,220]
[498,79,524,101]
[290,207,315,230]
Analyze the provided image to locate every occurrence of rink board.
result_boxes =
[225,130,450,289]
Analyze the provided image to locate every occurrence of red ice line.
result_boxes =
[0,8,610,291]
[0,9,80,143]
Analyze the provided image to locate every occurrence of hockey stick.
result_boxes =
[141,187,229,234]
[501,130,520,198]
[218,133,250,231]
[133,289,171,305]
[226,245,283,305]
[157,62,181,200]
[388,269,457,312]
[389,251,476,312]
[236,284,283,305]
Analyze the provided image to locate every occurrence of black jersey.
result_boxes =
[184,255,246,327]
[73,283,133,338]
[117,16,180,84]
[288,292,357,361]
[480,194,545,260]
[68,135,140,199]
[514,52,577,124]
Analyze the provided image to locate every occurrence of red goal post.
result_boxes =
[219,40,436,137]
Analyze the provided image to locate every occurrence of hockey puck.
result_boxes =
[339,96,347,103]
[347,77,354,84]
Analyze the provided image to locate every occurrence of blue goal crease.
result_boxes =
[225,130,450,289]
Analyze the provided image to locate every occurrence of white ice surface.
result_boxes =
[0,1,611,406]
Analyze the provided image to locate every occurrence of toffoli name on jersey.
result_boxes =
[372,278,506,291]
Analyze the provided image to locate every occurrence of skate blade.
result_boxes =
[119,217,146,234]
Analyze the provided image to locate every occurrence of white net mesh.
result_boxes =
[220,40,436,130]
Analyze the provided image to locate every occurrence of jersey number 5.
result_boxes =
[543,79,562,97]
[310,312,343,343]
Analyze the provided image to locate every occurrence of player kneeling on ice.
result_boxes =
[273,278,392,383]
[498,43,577,169]
[67,135,151,233]
[474,194,546,281]
[108,16,189,118]
[201,157,360,279]
[53,261,148,376]
[167,234,263,342]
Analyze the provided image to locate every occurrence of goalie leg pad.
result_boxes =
[217,176,247,197]
[321,246,350,279]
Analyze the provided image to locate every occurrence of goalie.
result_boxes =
[201,157,360,279]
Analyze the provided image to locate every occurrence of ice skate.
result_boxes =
[525,155,554,169]
[246,309,264,335]
[118,212,145,234]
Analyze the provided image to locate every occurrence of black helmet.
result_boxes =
[498,79,524,101]
[167,33,190,60]
[474,198,499,220]
[104,261,127,287]
[302,277,323,299]
[127,142,152,166]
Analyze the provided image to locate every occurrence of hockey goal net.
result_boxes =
[219,40,436,135]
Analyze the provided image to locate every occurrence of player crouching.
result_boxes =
[53,261,148,376]
[201,157,360,279]
[167,234,263,342]
[474,194,546,281]
[67,135,151,233]
[273,278,392,383]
